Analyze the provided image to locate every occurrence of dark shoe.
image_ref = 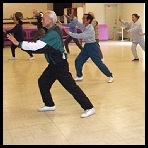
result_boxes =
[132,59,139,61]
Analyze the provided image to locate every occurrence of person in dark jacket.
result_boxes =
[3,16,34,60]
[7,10,95,118]
[31,9,46,42]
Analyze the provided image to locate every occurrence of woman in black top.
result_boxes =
[31,9,45,42]
[3,16,34,60]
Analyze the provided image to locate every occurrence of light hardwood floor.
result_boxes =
[3,40,145,145]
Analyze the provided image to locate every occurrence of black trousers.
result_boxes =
[64,36,83,53]
[11,44,33,57]
[38,60,93,110]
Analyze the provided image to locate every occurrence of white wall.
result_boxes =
[47,3,53,10]
[72,3,83,8]
[83,3,105,24]
[3,3,48,18]
[3,3,145,33]
[83,3,144,27]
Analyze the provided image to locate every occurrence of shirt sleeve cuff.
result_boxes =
[18,42,23,48]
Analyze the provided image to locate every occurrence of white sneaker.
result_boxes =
[38,106,56,112]
[9,57,17,60]
[101,58,104,62]
[108,76,114,83]
[87,58,90,62]
[81,108,95,118]
[29,57,35,60]
[74,76,83,81]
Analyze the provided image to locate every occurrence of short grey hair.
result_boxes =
[45,10,57,24]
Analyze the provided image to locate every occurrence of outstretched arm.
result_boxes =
[138,32,145,36]
[63,26,91,39]
[7,33,19,46]
[7,33,47,53]
[119,17,130,29]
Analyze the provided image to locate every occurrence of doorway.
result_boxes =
[105,4,117,40]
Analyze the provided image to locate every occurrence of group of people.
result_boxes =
[57,13,83,54]
[3,9,45,60]
[3,16,35,60]
[60,12,114,83]
[57,11,104,61]
[6,10,145,118]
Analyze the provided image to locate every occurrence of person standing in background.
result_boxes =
[57,13,83,54]
[31,9,46,42]
[64,13,114,83]
[88,12,104,61]
[119,13,145,61]
[3,16,34,60]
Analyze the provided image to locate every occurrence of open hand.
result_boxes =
[7,33,19,46]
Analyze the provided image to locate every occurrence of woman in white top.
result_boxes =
[119,13,145,61]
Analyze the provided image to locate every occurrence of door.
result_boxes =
[105,4,117,40]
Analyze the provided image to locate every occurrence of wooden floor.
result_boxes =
[3,40,145,145]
